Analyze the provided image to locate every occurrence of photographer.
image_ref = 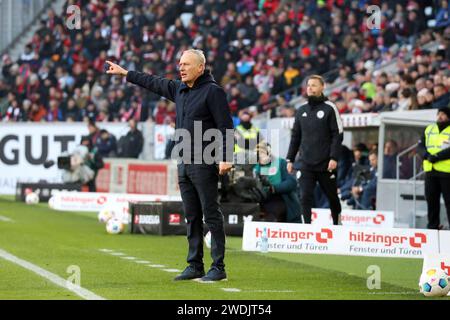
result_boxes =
[349,150,378,210]
[253,142,302,223]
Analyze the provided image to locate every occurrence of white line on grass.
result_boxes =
[135,260,151,264]
[120,256,137,260]
[147,264,166,268]
[98,249,113,253]
[0,215,13,222]
[221,288,241,292]
[110,252,125,256]
[0,248,105,300]
[250,290,295,293]
[162,268,181,273]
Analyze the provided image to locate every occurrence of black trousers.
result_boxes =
[299,170,342,224]
[261,193,287,222]
[425,174,450,229]
[178,163,225,270]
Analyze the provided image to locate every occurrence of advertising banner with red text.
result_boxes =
[50,191,181,213]
[242,222,439,258]
[311,208,394,228]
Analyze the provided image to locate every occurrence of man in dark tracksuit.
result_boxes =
[286,75,344,225]
[106,50,234,282]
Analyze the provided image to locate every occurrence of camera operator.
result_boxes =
[253,142,302,223]
[349,150,378,210]
[55,136,104,191]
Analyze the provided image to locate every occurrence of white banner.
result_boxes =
[50,191,182,212]
[154,125,174,160]
[311,208,394,228]
[242,222,439,258]
[439,231,450,254]
[422,253,450,275]
[0,123,129,195]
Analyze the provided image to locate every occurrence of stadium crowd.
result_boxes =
[1,0,449,125]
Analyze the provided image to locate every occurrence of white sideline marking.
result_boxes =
[250,290,294,293]
[121,256,137,260]
[0,248,105,300]
[221,288,241,292]
[135,260,151,264]
[147,264,165,268]
[98,249,113,253]
[162,268,181,273]
[0,216,13,222]
[110,252,125,256]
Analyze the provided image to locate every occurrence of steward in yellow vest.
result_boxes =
[418,107,450,229]
[234,111,261,154]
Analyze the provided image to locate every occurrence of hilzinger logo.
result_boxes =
[255,228,333,243]
[349,232,427,248]
[409,233,427,248]
[97,196,107,205]
[373,214,385,225]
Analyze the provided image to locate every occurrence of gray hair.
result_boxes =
[183,49,206,65]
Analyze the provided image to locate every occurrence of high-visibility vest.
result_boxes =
[423,124,450,173]
[234,124,259,153]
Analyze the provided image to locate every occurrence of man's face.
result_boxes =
[384,142,396,156]
[306,79,324,97]
[240,113,251,123]
[434,86,445,99]
[369,154,378,168]
[179,52,204,85]
[258,150,271,165]
[129,119,136,130]
[437,111,449,123]
[353,150,362,161]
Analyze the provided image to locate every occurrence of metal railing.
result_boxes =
[0,0,52,55]
[395,142,426,228]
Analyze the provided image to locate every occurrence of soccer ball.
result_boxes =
[106,218,125,234]
[25,192,40,205]
[98,208,115,223]
[419,267,450,297]
[48,196,55,209]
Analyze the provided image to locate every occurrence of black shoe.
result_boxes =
[199,267,227,282]
[174,266,205,281]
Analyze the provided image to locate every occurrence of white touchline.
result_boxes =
[147,264,166,268]
[221,288,241,292]
[162,268,181,273]
[0,216,13,222]
[135,260,151,264]
[0,248,105,300]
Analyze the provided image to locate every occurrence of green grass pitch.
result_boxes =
[0,195,447,300]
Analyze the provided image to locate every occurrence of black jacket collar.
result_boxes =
[179,69,215,92]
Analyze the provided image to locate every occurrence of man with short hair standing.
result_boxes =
[286,75,344,225]
[106,49,233,281]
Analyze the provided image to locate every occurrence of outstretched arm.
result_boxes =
[106,60,178,102]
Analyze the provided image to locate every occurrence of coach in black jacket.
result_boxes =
[286,75,344,225]
[106,49,233,282]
